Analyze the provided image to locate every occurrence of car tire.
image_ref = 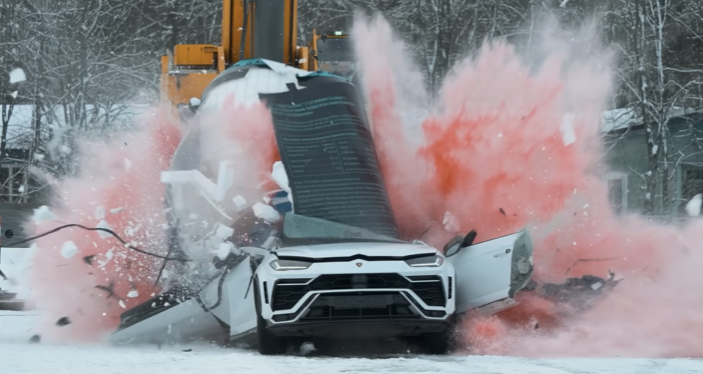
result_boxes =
[254,281,287,355]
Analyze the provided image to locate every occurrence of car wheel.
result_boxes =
[254,281,287,355]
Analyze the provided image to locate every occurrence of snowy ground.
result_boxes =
[3,249,703,373]
[2,311,703,374]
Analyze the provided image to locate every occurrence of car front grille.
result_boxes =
[270,273,445,311]
[300,291,420,321]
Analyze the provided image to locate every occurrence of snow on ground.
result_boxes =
[1,311,703,374]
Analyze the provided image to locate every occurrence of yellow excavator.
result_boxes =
[160,0,355,114]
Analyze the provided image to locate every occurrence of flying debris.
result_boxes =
[95,282,117,299]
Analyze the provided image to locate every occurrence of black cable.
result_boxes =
[5,224,190,262]
[194,253,246,312]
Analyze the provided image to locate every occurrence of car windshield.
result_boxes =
[280,213,405,247]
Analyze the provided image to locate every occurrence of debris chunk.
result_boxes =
[29,334,41,343]
[60,241,79,259]
[32,205,56,223]
[233,195,247,211]
[253,203,281,223]
[9,68,26,84]
[95,206,106,220]
[95,220,113,239]
[83,255,95,265]
[215,223,234,240]
[56,317,71,326]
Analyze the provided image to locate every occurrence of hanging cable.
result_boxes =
[5,223,191,262]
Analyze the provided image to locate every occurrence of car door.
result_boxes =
[446,230,533,315]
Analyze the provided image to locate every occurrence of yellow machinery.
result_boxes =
[160,0,355,112]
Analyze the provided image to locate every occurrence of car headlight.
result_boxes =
[269,259,312,271]
[405,255,444,267]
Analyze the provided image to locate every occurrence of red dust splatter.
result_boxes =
[354,15,703,357]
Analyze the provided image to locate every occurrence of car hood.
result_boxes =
[273,242,439,259]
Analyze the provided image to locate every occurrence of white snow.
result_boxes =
[32,205,56,223]
[686,194,702,217]
[124,158,132,172]
[215,223,234,240]
[253,202,281,223]
[95,206,106,220]
[560,113,577,146]
[9,68,26,84]
[95,220,113,239]
[60,241,78,259]
[33,153,44,161]
[1,311,703,373]
[17,185,24,193]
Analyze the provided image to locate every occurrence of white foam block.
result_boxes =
[215,223,234,240]
[253,202,281,223]
[95,220,113,239]
[60,241,78,259]
[32,205,56,224]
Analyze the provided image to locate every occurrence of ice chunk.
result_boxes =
[560,113,576,146]
[95,220,113,239]
[271,161,290,194]
[18,185,24,193]
[59,145,71,155]
[95,206,105,220]
[686,194,702,217]
[253,203,281,223]
[590,282,603,291]
[216,242,234,260]
[190,97,201,106]
[32,205,56,223]
[60,241,78,259]
[110,207,123,214]
[119,300,126,309]
[9,68,26,84]
[33,153,44,161]
[10,91,17,99]
[127,290,139,298]
[233,195,247,211]
[215,223,234,240]
[442,211,460,233]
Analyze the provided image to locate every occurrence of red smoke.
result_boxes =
[25,98,280,342]
[353,16,703,357]
[27,106,181,342]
